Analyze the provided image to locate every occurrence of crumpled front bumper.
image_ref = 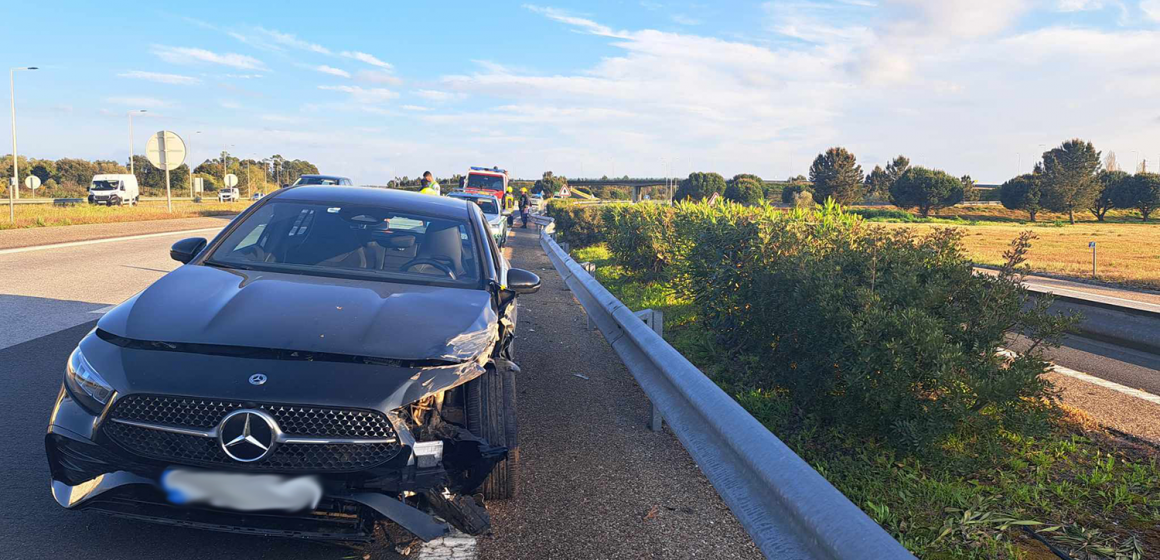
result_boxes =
[44,387,489,542]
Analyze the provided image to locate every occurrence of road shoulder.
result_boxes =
[477,227,761,560]
[0,216,234,251]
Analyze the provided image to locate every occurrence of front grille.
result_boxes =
[104,394,401,472]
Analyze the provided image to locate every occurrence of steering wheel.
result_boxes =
[402,258,456,280]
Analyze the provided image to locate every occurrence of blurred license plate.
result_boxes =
[161,469,322,512]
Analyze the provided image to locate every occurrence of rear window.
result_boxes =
[206,200,481,287]
[293,176,344,186]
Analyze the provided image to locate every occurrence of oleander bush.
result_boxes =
[547,200,605,248]
[604,199,1074,450]
[599,203,676,281]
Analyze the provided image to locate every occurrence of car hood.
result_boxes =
[98,265,498,363]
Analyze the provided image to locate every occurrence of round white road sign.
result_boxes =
[24,175,41,190]
[145,130,187,171]
[224,174,238,187]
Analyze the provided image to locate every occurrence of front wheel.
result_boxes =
[466,365,518,500]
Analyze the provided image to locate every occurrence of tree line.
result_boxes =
[1,153,319,199]
[998,140,1160,222]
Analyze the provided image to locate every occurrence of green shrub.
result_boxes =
[600,203,675,280]
[548,201,605,247]
[661,200,1073,451]
[781,183,812,204]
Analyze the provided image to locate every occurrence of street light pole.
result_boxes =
[9,67,37,205]
[188,131,201,197]
[9,66,36,221]
[128,109,145,176]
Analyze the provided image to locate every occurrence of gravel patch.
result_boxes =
[477,228,761,560]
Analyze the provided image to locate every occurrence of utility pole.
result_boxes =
[187,131,200,197]
[128,109,146,176]
[9,66,37,207]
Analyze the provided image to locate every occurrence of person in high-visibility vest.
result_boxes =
[519,188,531,229]
[419,171,440,195]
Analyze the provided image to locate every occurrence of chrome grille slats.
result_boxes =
[103,394,401,472]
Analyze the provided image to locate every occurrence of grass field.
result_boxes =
[875,220,1160,290]
[573,243,1160,560]
[0,200,248,230]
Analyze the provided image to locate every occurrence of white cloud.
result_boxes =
[671,14,701,25]
[105,96,169,108]
[255,27,331,54]
[414,89,463,101]
[341,51,393,69]
[522,4,629,37]
[1143,0,1160,20]
[315,65,352,78]
[1056,0,1106,10]
[318,85,399,103]
[117,70,201,85]
[401,105,431,111]
[151,45,268,71]
[356,70,404,85]
[219,99,242,109]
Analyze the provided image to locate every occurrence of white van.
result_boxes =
[88,174,140,206]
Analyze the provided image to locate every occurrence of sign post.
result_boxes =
[1089,241,1097,278]
[145,131,187,213]
[24,175,40,194]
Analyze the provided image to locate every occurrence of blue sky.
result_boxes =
[3,0,1160,183]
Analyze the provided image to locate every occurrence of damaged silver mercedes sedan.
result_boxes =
[45,185,540,542]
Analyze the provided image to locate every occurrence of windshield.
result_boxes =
[91,180,120,191]
[466,174,504,191]
[293,176,342,186]
[206,200,481,286]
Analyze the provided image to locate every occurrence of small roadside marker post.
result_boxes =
[1089,241,1097,278]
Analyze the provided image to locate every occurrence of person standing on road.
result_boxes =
[419,171,440,196]
[519,188,531,228]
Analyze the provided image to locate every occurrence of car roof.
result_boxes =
[273,186,474,221]
[447,192,497,201]
[298,174,350,180]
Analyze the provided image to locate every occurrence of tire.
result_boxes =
[466,366,518,500]
[109,196,120,207]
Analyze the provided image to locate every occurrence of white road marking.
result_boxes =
[0,227,222,255]
[1030,284,1160,312]
[999,348,1160,406]
[89,305,118,314]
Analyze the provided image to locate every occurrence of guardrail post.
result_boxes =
[634,309,665,432]
[560,241,570,254]
[580,262,597,330]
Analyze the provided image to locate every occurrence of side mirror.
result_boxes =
[170,237,207,264]
[506,268,541,295]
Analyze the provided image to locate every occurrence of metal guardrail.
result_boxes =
[536,215,914,559]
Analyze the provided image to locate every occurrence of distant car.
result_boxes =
[218,188,240,203]
[292,174,353,186]
[251,192,264,201]
[87,174,139,206]
[448,191,508,247]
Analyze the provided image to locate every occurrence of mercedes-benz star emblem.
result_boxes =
[249,373,267,386]
[218,409,278,462]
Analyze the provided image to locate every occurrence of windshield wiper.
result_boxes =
[204,259,256,271]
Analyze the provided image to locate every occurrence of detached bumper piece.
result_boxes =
[51,470,451,542]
